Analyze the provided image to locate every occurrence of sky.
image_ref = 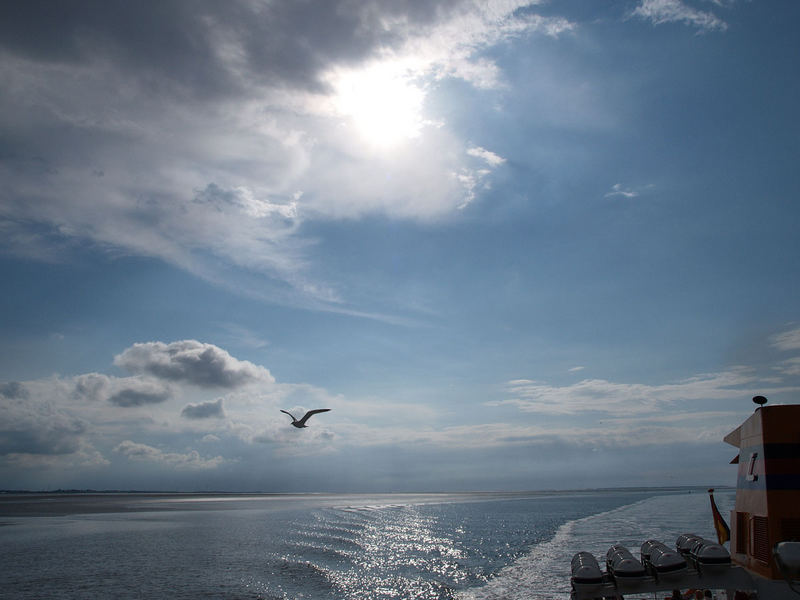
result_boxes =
[1,0,799,493]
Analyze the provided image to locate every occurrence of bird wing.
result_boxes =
[280,409,297,421]
[297,408,331,425]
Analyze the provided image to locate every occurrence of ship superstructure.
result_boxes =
[724,403,800,580]
[569,398,800,600]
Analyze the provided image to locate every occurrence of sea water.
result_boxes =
[0,488,734,599]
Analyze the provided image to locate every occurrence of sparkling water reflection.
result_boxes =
[0,489,722,599]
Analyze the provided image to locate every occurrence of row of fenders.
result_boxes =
[571,534,731,589]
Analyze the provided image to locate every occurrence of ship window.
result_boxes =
[746,452,758,481]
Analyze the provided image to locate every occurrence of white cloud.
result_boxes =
[114,440,226,470]
[633,0,728,32]
[604,183,655,199]
[605,183,639,198]
[400,1,574,89]
[467,146,506,167]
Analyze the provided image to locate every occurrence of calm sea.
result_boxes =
[0,488,734,599]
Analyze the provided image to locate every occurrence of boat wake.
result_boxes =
[460,491,734,600]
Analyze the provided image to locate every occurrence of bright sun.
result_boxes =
[331,64,426,149]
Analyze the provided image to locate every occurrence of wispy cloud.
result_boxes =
[218,323,270,350]
[771,326,800,351]
[604,183,654,199]
[633,0,728,32]
[467,146,506,167]
[495,368,796,416]
[605,183,639,198]
[775,358,800,377]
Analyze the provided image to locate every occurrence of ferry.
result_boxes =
[569,397,800,600]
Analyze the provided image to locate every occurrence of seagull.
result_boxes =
[280,408,331,428]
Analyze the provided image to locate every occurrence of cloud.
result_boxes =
[0,338,281,469]
[114,440,225,470]
[324,408,742,453]
[771,327,800,351]
[181,398,225,419]
[0,1,415,97]
[604,183,656,199]
[467,146,506,167]
[775,358,800,377]
[218,322,270,350]
[2,442,110,469]
[0,381,28,399]
[605,183,639,198]
[399,1,574,89]
[114,340,274,388]
[73,373,111,402]
[0,1,572,311]
[72,373,173,407]
[495,368,789,416]
[0,392,87,456]
[632,0,728,32]
[108,382,173,408]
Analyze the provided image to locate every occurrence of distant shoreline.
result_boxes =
[0,484,732,495]
[0,486,733,518]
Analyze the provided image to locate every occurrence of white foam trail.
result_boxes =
[461,491,734,600]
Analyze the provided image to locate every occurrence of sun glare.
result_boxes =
[332,64,426,149]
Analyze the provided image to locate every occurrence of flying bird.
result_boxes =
[280,408,331,428]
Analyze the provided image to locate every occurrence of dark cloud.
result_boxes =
[73,373,110,402]
[70,373,172,407]
[0,394,87,455]
[0,0,461,98]
[108,387,171,408]
[181,398,225,419]
[0,381,28,399]
[0,0,522,301]
[115,340,273,388]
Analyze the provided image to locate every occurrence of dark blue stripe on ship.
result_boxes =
[736,473,800,491]
[740,443,800,460]
[762,443,800,459]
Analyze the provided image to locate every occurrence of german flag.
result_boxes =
[708,488,730,544]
